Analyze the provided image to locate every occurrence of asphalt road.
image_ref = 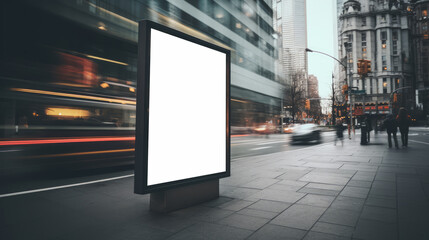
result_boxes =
[2,127,428,196]
[231,131,336,159]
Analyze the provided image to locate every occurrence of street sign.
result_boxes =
[351,90,366,94]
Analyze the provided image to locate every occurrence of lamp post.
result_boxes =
[306,48,352,138]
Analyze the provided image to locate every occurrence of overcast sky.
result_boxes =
[307,0,337,99]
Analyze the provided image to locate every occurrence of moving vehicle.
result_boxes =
[253,124,276,134]
[291,124,321,144]
[283,124,296,133]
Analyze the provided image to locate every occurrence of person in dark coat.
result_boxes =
[334,120,345,146]
[383,114,398,149]
[396,107,411,147]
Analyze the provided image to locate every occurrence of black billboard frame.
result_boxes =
[135,20,231,195]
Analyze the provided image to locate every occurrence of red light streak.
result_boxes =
[0,137,135,146]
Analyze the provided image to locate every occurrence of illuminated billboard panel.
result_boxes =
[135,21,230,194]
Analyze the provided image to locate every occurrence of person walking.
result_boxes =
[383,114,399,149]
[334,121,345,146]
[396,107,411,147]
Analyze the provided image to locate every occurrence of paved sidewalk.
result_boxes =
[2,134,429,240]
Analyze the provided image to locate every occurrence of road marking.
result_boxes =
[0,174,134,198]
[250,146,272,151]
[256,141,286,145]
[0,149,21,153]
[409,140,429,145]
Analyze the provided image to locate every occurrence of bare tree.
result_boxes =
[309,99,322,123]
[284,72,306,123]
[329,79,345,125]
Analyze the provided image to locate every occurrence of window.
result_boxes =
[382,55,387,71]
[393,57,399,71]
[381,31,387,49]
[381,14,386,23]
[362,17,367,26]
[393,40,398,55]
[383,78,387,94]
[362,32,366,42]
[361,32,367,58]
[392,14,397,23]
[392,31,398,54]
[392,31,398,40]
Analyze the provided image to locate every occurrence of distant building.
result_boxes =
[338,0,414,118]
[308,74,320,98]
[412,0,429,120]
[273,0,308,86]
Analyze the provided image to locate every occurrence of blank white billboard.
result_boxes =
[137,25,229,189]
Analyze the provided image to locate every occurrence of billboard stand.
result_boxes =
[150,179,219,213]
[135,20,230,211]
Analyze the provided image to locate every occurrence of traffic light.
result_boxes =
[342,84,348,94]
[357,59,363,75]
[305,99,310,110]
[365,60,371,73]
[393,93,398,103]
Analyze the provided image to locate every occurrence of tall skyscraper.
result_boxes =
[273,0,308,85]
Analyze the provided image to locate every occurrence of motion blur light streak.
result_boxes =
[0,137,135,146]
[10,88,136,105]
[84,54,128,66]
[18,148,135,160]
[45,108,90,117]
[231,99,248,103]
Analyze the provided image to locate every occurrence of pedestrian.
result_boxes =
[383,114,399,149]
[366,116,372,143]
[334,120,345,146]
[396,107,411,147]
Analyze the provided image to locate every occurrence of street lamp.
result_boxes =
[306,48,353,138]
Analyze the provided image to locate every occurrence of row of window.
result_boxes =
[360,14,399,26]
[356,77,401,95]
[93,0,278,81]
[146,0,278,81]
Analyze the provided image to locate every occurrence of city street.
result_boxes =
[0,131,333,195]
[2,127,429,240]
[231,132,336,159]
[2,128,427,196]
[2,1,429,239]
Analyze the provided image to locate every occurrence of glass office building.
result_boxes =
[1,0,283,134]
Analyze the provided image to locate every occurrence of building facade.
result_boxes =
[338,0,414,118]
[2,0,285,131]
[412,0,429,120]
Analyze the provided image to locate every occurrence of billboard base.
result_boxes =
[150,179,219,213]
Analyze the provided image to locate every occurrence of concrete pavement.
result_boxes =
[1,133,429,240]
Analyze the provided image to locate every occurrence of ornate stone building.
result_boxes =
[338,0,414,117]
